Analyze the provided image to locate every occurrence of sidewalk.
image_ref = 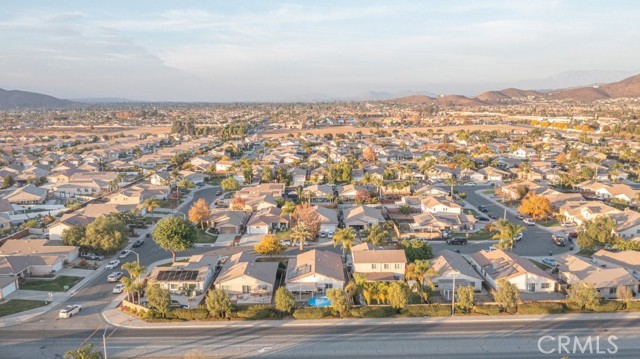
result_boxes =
[0,267,102,327]
[102,307,640,329]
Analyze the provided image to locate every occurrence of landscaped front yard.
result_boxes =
[451,231,493,241]
[19,275,83,292]
[0,299,49,317]
[274,230,291,242]
[195,229,218,243]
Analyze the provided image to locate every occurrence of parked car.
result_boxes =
[552,234,567,247]
[59,304,82,318]
[568,232,579,240]
[107,271,124,282]
[446,237,468,245]
[514,232,524,242]
[561,222,575,227]
[113,283,125,294]
[132,239,144,248]
[478,205,488,213]
[487,212,497,219]
[319,231,327,238]
[542,257,557,267]
[105,260,120,269]
[216,191,222,196]
[476,216,490,222]
[83,253,104,261]
[464,182,476,186]
[523,218,535,225]
[515,214,525,220]
[488,245,497,251]
[119,250,132,259]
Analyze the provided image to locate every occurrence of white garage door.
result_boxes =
[1,281,17,299]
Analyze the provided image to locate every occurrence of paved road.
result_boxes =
[177,185,221,216]
[2,316,639,358]
[451,185,571,256]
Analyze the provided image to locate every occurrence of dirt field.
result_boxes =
[261,124,529,138]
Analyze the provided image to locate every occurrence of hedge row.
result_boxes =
[138,300,640,321]
[234,305,283,320]
[403,304,452,317]
[516,302,565,315]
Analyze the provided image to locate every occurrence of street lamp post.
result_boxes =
[503,207,507,220]
[129,250,140,264]
[103,325,109,359]
[451,270,460,316]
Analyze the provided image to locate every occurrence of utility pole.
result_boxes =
[451,270,459,316]
[103,325,109,359]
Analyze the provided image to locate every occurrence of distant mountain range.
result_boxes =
[387,73,640,106]
[3,72,640,107]
[0,88,71,107]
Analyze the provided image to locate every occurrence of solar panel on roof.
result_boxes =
[157,269,199,281]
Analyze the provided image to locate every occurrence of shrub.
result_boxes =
[404,304,451,317]
[292,307,334,319]
[472,304,502,316]
[626,300,640,311]
[517,302,565,315]
[235,305,282,320]
[349,306,396,318]
[592,301,625,313]
[170,308,209,321]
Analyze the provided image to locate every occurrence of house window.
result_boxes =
[325,284,333,289]
[242,285,251,294]
[541,283,550,289]
[371,264,377,269]
[394,264,400,269]
[527,283,536,292]
[610,288,616,294]
[221,285,231,291]
[384,264,389,270]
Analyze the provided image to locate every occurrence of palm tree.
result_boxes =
[121,276,136,302]
[364,224,388,245]
[362,282,378,305]
[143,197,161,216]
[345,273,368,303]
[491,218,525,251]
[405,260,437,303]
[332,227,356,259]
[122,261,146,303]
[374,281,388,304]
[290,223,311,251]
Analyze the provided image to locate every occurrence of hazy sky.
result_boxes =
[1,0,639,101]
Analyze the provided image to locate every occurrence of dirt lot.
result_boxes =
[261,124,529,138]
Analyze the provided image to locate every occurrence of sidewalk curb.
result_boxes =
[101,309,640,330]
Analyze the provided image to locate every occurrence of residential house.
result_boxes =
[4,184,48,204]
[148,254,221,295]
[245,207,289,234]
[593,250,640,280]
[48,213,92,241]
[285,249,345,295]
[469,249,557,293]
[315,206,338,234]
[214,252,278,302]
[420,196,462,214]
[350,242,407,281]
[556,254,638,299]
[342,205,385,231]
[207,210,248,235]
[431,249,484,299]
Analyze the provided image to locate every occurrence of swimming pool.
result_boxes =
[307,296,331,307]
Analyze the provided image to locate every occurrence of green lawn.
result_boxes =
[19,276,83,292]
[274,230,291,241]
[540,219,560,227]
[463,208,479,216]
[207,177,225,185]
[451,231,493,241]
[195,229,218,243]
[0,299,49,317]
[224,191,236,199]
